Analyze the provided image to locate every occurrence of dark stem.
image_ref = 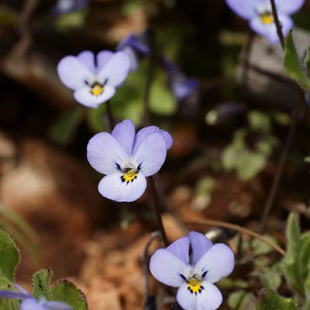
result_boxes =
[142,231,161,298]
[143,31,155,126]
[105,100,115,131]
[148,176,168,246]
[260,114,297,233]
[269,0,285,49]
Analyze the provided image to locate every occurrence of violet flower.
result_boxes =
[0,284,73,310]
[57,50,131,107]
[87,119,172,202]
[116,31,151,72]
[150,231,234,310]
[52,0,89,16]
[225,0,305,43]
[161,59,199,102]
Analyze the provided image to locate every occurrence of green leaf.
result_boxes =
[252,235,279,256]
[283,31,310,91]
[248,111,271,134]
[305,45,310,73]
[228,291,256,310]
[0,230,19,284]
[283,213,304,294]
[47,106,84,145]
[32,269,53,300]
[257,289,298,310]
[51,280,88,310]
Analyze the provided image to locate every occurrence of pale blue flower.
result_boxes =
[57,50,131,107]
[87,119,172,202]
[0,284,73,310]
[150,231,234,310]
[226,0,305,43]
[52,0,89,16]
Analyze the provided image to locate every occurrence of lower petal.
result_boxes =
[73,85,115,107]
[98,172,146,202]
[176,282,223,310]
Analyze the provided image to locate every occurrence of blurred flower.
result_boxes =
[225,0,305,43]
[0,284,73,310]
[150,231,234,310]
[116,30,152,72]
[87,119,172,202]
[52,0,89,16]
[57,51,131,107]
[161,59,199,102]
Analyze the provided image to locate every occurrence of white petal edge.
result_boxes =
[176,281,223,310]
[73,85,115,107]
[98,172,146,202]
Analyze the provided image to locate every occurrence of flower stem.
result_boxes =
[105,100,115,131]
[269,0,285,49]
[148,176,168,246]
[143,30,155,127]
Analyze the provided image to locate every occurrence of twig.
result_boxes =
[185,218,286,256]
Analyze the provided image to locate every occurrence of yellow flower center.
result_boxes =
[187,278,204,295]
[90,83,104,96]
[260,12,274,25]
[121,169,138,184]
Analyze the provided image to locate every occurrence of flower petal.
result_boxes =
[0,291,28,299]
[21,298,46,310]
[276,0,305,14]
[77,51,95,72]
[150,249,189,287]
[97,51,131,87]
[133,132,167,177]
[98,172,146,202]
[176,281,223,310]
[135,126,173,151]
[111,119,136,155]
[73,85,115,107]
[249,14,293,44]
[189,231,213,265]
[122,47,139,72]
[87,132,129,175]
[195,244,234,283]
[225,0,256,19]
[44,301,73,310]
[96,51,114,72]
[57,56,93,90]
[166,236,190,264]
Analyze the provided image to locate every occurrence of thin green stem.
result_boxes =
[269,0,285,49]
[105,100,115,131]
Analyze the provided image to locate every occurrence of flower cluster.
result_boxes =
[57,50,131,107]
[0,284,73,310]
[150,231,234,310]
[226,0,305,43]
[87,119,172,202]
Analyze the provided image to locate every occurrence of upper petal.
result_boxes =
[87,132,129,175]
[73,85,115,107]
[96,51,114,72]
[176,281,223,310]
[98,171,146,202]
[134,126,173,151]
[97,51,131,87]
[111,119,136,155]
[77,51,95,72]
[0,291,28,299]
[195,244,234,283]
[133,132,167,177]
[166,236,190,264]
[189,231,213,265]
[57,56,94,90]
[225,0,256,19]
[150,249,189,287]
[276,0,305,14]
